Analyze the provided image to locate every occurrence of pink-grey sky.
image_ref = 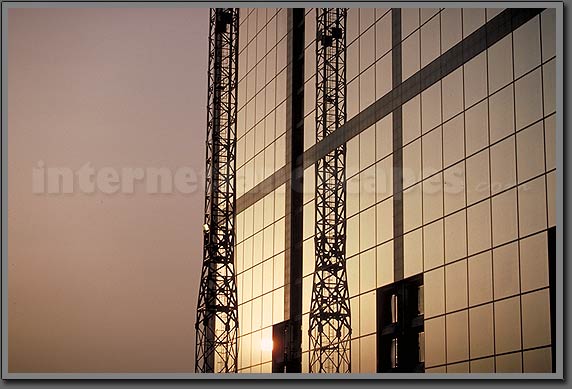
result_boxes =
[8,7,209,372]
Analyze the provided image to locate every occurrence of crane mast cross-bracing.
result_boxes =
[195,8,240,374]
[309,8,352,374]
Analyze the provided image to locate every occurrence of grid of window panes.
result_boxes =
[409,8,556,374]
[300,7,556,373]
[330,9,555,372]
[236,7,556,374]
[236,8,288,199]
[236,185,286,372]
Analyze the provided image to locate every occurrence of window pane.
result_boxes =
[496,352,522,373]
[423,219,444,271]
[445,259,468,312]
[425,316,446,367]
[421,83,442,134]
[262,292,273,328]
[262,257,273,294]
[403,95,421,144]
[360,334,376,373]
[520,232,549,292]
[443,161,466,214]
[347,8,359,44]
[468,251,493,306]
[360,249,376,293]
[517,122,545,183]
[403,183,422,232]
[360,206,376,251]
[492,189,518,246]
[376,54,392,99]
[403,139,422,187]
[273,287,284,323]
[360,292,376,335]
[424,267,445,317]
[404,228,423,278]
[346,175,357,218]
[347,215,359,258]
[359,26,375,71]
[467,199,492,255]
[515,68,543,130]
[490,135,516,195]
[376,156,393,202]
[524,347,552,373]
[465,100,489,155]
[442,67,464,121]
[469,304,494,358]
[513,15,541,78]
[443,114,464,168]
[488,34,513,93]
[348,79,359,119]
[471,357,495,373]
[376,241,394,287]
[518,176,547,236]
[489,84,515,143]
[375,113,393,161]
[302,238,314,277]
[347,136,360,178]
[402,31,420,80]
[463,8,485,38]
[347,255,359,298]
[375,14,392,59]
[360,124,376,171]
[420,15,440,67]
[445,210,467,263]
[303,201,314,240]
[376,198,393,244]
[446,310,469,363]
[441,8,462,52]
[360,166,376,211]
[253,231,263,266]
[466,149,490,205]
[347,41,359,82]
[464,52,487,108]
[423,172,444,224]
[359,65,375,111]
[423,134,444,181]
[251,297,262,335]
[401,8,420,38]
[493,242,520,299]
[494,297,522,354]
[273,252,284,289]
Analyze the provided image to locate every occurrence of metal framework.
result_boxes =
[195,8,240,374]
[309,8,352,374]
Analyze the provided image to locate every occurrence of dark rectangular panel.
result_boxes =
[377,274,424,373]
[391,8,404,282]
[282,7,304,373]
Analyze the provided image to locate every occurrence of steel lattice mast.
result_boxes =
[195,8,240,374]
[309,8,351,374]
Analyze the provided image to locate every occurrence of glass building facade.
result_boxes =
[233,7,557,374]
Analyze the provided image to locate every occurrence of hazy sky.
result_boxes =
[8,7,209,372]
